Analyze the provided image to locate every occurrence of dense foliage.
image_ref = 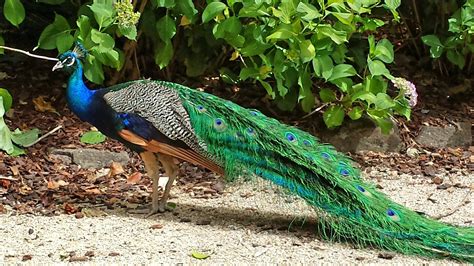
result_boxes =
[0,0,472,156]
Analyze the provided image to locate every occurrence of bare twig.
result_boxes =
[432,191,471,220]
[23,125,63,147]
[0,46,58,61]
[301,103,328,119]
[0,176,17,181]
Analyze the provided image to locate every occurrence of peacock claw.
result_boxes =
[146,202,174,217]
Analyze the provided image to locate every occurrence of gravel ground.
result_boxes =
[0,167,472,264]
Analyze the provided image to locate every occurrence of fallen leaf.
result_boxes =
[191,251,211,260]
[108,252,120,257]
[84,251,95,257]
[19,184,31,195]
[22,255,32,261]
[63,203,77,214]
[47,180,69,190]
[0,179,11,188]
[85,188,101,195]
[149,224,163,229]
[32,96,58,114]
[82,207,107,217]
[69,256,88,262]
[110,162,124,176]
[10,166,19,176]
[127,172,142,184]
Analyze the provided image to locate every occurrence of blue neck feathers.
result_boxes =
[66,61,96,120]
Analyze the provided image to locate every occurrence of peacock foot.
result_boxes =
[145,201,175,217]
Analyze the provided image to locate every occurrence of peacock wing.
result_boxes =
[102,80,223,174]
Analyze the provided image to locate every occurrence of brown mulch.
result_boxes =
[0,51,472,217]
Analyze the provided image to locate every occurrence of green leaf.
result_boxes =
[259,80,275,99]
[119,25,137,40]
[446,50,466,69]
[0,88,13,112]
[91,29,115,49]
[266,27,297,40]
[37,14,71,50]
[374,39,394,63]
[421,35,444,58]
[0,97,14,154]
[323,105,345,128]
[369,114,393,134]
[239,67,259,80]
[319,88,336,103]
[84,54,104,84]
[393,98,411,120]
[80,131,106,144]
[55,33,74,53]
[219,67,239,84]
[0,36,4,54]
[4,0,25,26]
[155,40,174,69]
[374,93,395,110]
[348,106,363,120]
[384,0,400,20]
[298,71,315,112]
[312,55,333,80]
[328,64,356,81]
[316,25,348,44]
[213,17,241,38]
[384,0,401,10]
[367,58,393,78]
[299,40,315,63]
[37,0,65,4]
[155,0,175,8]
[330,77,353,92]
[296,2,321,21]
[176,0,198,20]
[77,15,92,43]
[202,2,227,23]
[156,15,177,42]
[10,128,40,147]
[191,251,210,260]
[351,90,376,103]
[9,145,25,156]
[88,1,114,29]
[330,11,354,25]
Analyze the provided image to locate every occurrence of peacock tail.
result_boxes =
[171,82,473,262]
[102,80,473,262]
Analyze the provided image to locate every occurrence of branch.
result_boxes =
[0,46,58,61]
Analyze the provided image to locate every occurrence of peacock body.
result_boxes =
[53,47,473,262]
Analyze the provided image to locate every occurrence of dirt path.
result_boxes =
[0,168,472,264]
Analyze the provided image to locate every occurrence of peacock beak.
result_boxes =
[52,61,63,71]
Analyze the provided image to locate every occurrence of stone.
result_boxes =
[50,148,129,169]
[319,119,403,153]
[416,122,471,148]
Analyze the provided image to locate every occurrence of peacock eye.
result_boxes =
[63,57,75,66]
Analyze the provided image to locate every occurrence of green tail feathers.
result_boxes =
[162,81,473,262]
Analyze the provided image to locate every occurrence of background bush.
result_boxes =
[1,0,472,136]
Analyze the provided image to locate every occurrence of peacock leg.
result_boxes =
[155,153,179,213]
[139,151,162,216]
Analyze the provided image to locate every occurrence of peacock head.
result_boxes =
[52,42,88,72]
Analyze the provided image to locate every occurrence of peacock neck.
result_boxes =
[66,61,97,121]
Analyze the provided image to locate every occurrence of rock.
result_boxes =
[50,148,129,169]
[320,119,403,153]
[416,123,471,148]
[406,147,419,158]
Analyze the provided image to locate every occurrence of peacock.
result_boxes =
[50,44,473,262]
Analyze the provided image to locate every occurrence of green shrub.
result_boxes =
[2,0,415,133]
[421,0,474,71]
